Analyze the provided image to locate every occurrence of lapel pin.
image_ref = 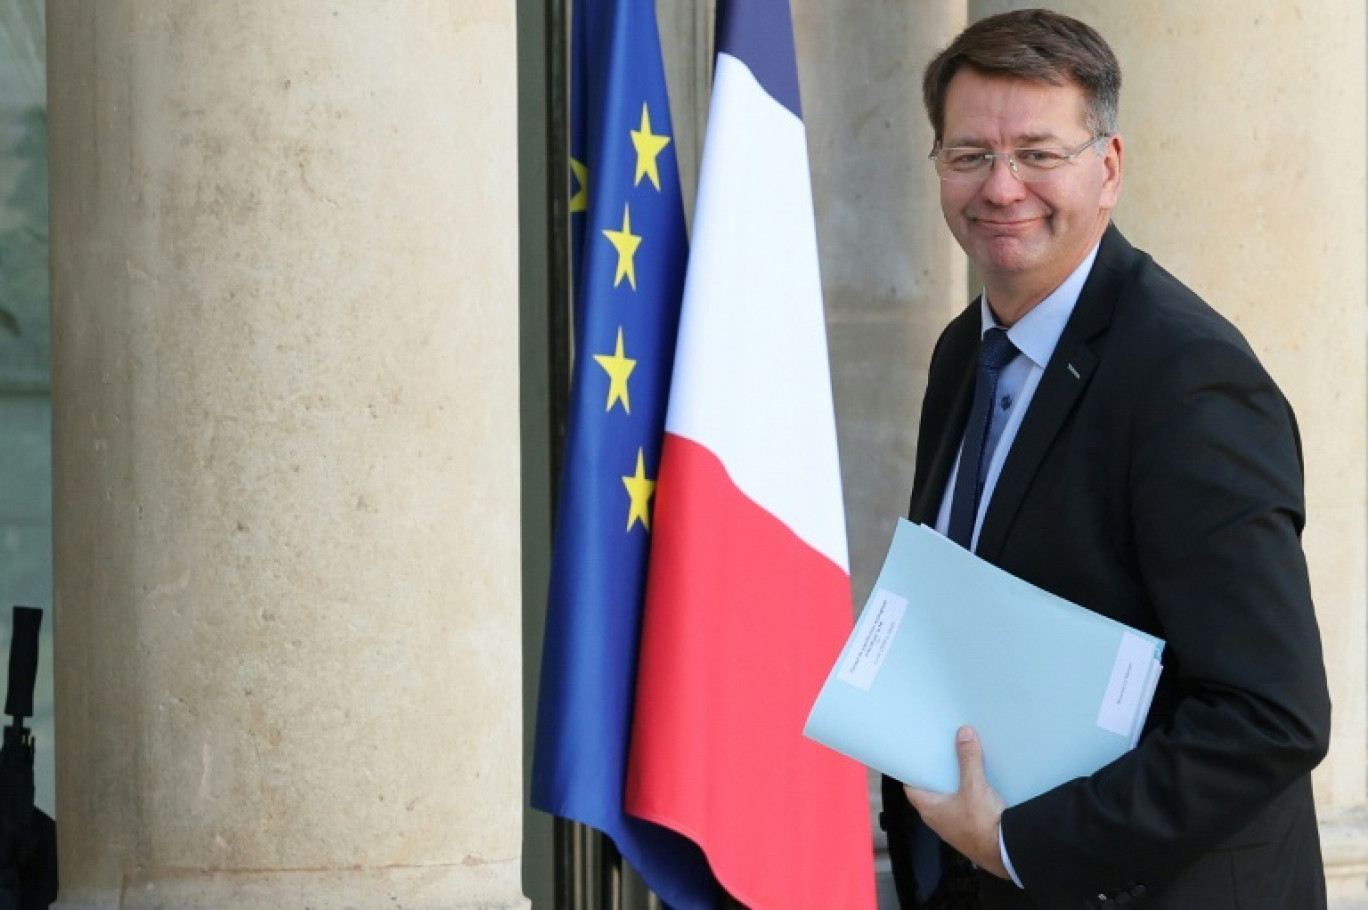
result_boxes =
[1067,363,1081,380]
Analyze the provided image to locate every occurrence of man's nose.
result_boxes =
[978,155,1028,203]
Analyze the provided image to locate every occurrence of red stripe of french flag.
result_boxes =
[625,35,876,910]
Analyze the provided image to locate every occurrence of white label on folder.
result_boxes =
[1097,632,1155,737]
[837,588,907,691]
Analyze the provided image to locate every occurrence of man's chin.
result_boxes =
[973,237,1041,274]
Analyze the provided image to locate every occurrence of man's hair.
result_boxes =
[923,8,1121,143]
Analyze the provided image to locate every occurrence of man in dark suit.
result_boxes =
[880,10,1332,909]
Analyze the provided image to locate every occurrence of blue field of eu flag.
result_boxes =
[530,1,723,907]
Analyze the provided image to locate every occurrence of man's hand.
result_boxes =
[904,726,1010,879]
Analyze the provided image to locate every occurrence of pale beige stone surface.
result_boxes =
[48,3,525,908]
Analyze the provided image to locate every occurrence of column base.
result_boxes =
[1323,809,1368,909]
[55,859,529,910]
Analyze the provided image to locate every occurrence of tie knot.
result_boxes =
[980,328,1018,371]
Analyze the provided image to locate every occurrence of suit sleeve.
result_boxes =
[999,335,1331,904]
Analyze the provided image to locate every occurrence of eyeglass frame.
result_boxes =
[928,134,1112,183]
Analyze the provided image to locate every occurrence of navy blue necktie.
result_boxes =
[947,327,1019,550]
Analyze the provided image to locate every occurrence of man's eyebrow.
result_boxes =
[1014,132,1069,147]
[942,131,1068,148]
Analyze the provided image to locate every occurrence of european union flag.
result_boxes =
[530,1,723,907]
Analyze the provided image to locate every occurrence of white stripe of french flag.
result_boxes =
[625,1,877,906]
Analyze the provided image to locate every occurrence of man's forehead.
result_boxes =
[942,71,1089,144]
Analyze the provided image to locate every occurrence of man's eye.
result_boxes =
[1017,149,1066,166]
[947,151,988,170]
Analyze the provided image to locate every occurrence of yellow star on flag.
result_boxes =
[622,448,656,532]
[569,157,588,213]
[602,204,642,290]
[630,103,672,191]
[593,326,637,413]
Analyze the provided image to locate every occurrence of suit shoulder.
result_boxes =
[1112,250,1259,362]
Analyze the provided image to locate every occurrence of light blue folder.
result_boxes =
[804,519,1164,807]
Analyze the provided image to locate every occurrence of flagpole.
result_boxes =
[543,0,571,482]
[542,0,587,903]
[601,836,623,910]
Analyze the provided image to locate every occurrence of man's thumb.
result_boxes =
[956,725,984,790]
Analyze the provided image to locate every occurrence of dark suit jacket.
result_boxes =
[882,225,1332,909]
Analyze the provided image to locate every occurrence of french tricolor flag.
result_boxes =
[625,0,877,906]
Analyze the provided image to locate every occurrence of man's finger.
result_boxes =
[956,725,985,791]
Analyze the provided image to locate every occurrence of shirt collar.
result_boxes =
[978,241,1102,370]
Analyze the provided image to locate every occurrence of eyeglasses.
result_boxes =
[929,135,1109,183]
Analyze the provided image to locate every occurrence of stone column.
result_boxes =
[973,1,1368,903]
[47,4,526,909]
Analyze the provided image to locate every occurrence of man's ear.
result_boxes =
[1100,133,1124,211]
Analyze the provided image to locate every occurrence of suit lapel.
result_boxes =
[975,225,1139,562]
